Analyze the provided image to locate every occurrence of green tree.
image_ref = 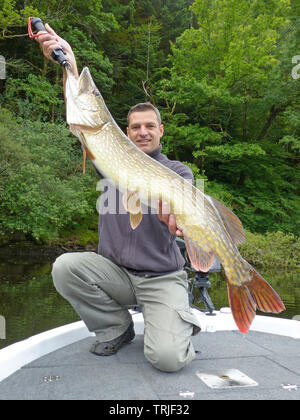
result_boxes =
[0,0,299,240]
[0,108,98,240]
[157,0,300,234]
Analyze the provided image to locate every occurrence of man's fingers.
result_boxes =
[35,33,53,43]
[157,200,183,236]
[43,40,59,50]
[157,200,162,220]
[161,202,170,224]
[35,34,58,49]
[168,214,177,235]
[157,200,169,222]
[162,201,170,215]
[45,23,58,37]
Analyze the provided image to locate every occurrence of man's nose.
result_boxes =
[138,126,148,136]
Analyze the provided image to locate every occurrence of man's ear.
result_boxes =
[160,124,164,138]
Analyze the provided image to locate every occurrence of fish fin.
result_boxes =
[206,195,245,245]
[122,189,143,229]
[74,130,96,161]
[184,237,215,272]
[122,190,142,215]
[246,267,286,314]
[82,138,95,161]
[226,265,285,334]
[227,282,256,334]
[130,212,143,230]
[82,147,86,174]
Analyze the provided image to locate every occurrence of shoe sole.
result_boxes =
[90,327,135,356]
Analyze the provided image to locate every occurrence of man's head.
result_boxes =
[127,102,164,154]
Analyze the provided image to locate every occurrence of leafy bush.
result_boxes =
[0,108,98,241]
[2,74,64,121]
[239,231,300,269]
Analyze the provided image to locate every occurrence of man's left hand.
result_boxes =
[157,201,183,236]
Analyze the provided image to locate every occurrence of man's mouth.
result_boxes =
[137,139,151,145]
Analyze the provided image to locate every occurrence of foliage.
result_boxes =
[0,0,299,242]
[0,108,98,240]
[239,230,300,269]
[157,0,300,235]
[3,74,64,121]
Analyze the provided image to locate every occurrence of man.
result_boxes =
[36,25,201,372]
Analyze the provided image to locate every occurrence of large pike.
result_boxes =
[63,66,285,333]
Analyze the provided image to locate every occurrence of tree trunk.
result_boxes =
[257,103,290,141]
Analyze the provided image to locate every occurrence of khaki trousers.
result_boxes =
[52,252,201,372]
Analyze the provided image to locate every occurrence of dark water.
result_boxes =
[0,251,299,350]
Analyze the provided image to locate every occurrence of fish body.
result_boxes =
[64,66,285,333]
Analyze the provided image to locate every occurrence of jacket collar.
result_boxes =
[148,144,162,160]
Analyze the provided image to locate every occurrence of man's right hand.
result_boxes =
[35,23,79,79]
[157,200,183,236]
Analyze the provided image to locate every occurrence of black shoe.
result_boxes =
[90,322,135,356]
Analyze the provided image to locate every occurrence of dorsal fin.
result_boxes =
[206,195,245,245]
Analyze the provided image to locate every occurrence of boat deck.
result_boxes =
[0,323,299,400]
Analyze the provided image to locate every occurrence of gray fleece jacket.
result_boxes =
[96,145,194,277]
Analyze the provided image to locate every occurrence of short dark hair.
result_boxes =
[127,102,162,126]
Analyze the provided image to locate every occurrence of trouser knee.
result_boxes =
[51,253,80,297]
[145,340,194,373]
[151,347,182,373]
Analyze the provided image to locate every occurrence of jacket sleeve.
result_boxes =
[171,162,194,185]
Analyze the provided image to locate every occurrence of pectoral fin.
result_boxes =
[69,125,96,174]
[122,189,143,229]
[82,147,87,174]
[78,132,95,175]
[184,236,215,272]
[129,212,143,230]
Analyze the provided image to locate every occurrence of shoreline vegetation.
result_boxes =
[0,109,299,270]
[0,1,299,271]
[0,227,299,270]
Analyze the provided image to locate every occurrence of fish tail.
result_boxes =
[226,263,285,334]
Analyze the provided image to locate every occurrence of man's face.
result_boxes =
[127,110,164,154]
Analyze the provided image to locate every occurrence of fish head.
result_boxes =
[65,67,111,129]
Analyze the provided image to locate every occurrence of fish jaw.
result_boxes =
[64,67,111,129]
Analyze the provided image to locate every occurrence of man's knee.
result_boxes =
[51,253,82,296]
[144,338,195,373]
